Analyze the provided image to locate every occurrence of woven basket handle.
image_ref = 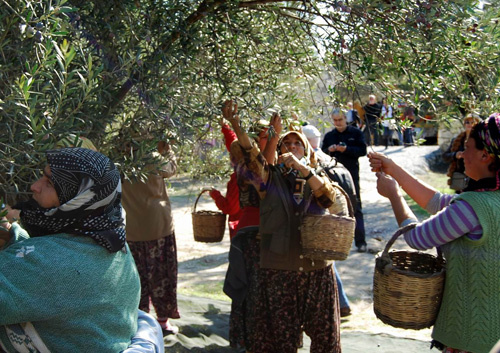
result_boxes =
[381,223,443,260]
[192,189,212,213]
[331,182,355,218]
[303,181,354,218]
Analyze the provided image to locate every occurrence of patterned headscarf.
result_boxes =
[16,148,126,252]
[469,114,500,191]
[477,113,500,159]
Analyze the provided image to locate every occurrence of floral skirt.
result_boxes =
[251,265,340,353]
[128,233,180,319]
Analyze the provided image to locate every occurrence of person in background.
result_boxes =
[207,120,242,238]
[121,139,180,335]
[401,106,416,146]
[225,100,341,352]
[442,114,482,193]
[381,98,395,148]
[302,123,354,317]
[368,114,500,353]
[322,109,368,253]
[346,101,362,128]
[0,148,140,352]
[363,94,382,145]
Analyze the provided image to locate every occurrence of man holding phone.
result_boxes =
[322,108,368,252]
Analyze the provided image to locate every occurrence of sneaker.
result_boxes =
[340,307,352,317]
[357,244,367,253]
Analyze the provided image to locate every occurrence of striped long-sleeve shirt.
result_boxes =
[402,192,483,250]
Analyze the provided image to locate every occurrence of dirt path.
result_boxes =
[168,145,443,345]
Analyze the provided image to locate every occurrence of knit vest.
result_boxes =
[259,166,330,272]
[432,190,500,353]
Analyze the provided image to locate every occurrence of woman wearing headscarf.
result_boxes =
[121,140,180,334]
[223,100,341,353]
[442,114,481,192]
[0,148,140,353]
[368,114,500,353]
[224,115,278,351]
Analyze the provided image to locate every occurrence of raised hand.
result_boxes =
[376,172,400,199]
[222,100,239,128]
[367,152,395,174]
[269,112,282,137]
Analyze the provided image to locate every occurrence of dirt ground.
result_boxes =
[166,144,445,350]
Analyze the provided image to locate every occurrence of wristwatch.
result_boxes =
[304,168,316,181]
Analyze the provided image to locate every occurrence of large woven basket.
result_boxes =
[300,183,356,261]
[192,189,227,243]
[373,224,446,330]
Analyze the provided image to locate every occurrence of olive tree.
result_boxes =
[1,0,499,201]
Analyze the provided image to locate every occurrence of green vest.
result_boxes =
[432,190,500,353]
[259,166,330,272]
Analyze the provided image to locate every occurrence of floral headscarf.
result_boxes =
[16,148,126,252]
[477,113,500,159]
[470,114,500,191]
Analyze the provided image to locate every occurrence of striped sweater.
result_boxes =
[402,192,483,249]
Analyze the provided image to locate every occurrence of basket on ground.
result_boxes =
[192,189,226,243]
[373,224,446,330]
[301,183,355,261]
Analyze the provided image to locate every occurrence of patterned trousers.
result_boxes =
[128,233,180,320]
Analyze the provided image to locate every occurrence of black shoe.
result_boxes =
[340,307,352,317]
[357,244,367,253]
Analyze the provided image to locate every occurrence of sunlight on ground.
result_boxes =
[342,300,432,341]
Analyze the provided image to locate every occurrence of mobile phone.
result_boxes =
[339,142,346,147]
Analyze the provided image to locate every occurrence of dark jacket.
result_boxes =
[318,157,357,211]
[363,103,382,123]
[321,126,367,180]
[259,166,331,272]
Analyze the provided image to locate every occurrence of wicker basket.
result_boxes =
[300,183,356,261]
[373,224,446,330]
[192,189,227,243]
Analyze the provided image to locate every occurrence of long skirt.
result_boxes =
[128,233,180,320]
[252,265,341,353]
[228,227,261,351]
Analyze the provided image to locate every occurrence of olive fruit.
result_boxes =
[26,26,35,38]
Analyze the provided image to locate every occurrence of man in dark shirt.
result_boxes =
[363,94,382,146]
[322,109,368,252]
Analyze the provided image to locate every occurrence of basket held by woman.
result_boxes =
[373,224,446,330]
[301,183,355,261]
[192,189,226,243]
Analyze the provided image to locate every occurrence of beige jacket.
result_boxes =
[122,151,177,242]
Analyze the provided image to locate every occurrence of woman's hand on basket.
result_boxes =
[368,152,396,174]
[376,172,400,199]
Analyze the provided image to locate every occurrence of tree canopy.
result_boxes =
[1,0,499,201]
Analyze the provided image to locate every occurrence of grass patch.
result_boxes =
[403,171,454,220]
[178,281,230,302]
